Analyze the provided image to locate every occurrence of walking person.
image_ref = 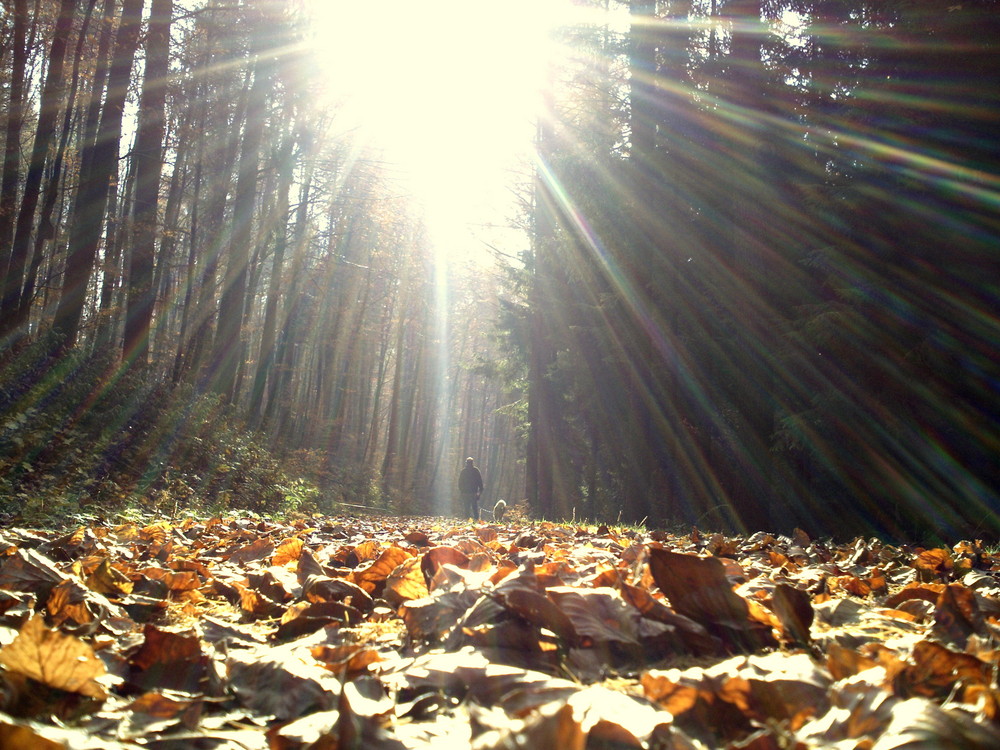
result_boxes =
[458,457,484,520]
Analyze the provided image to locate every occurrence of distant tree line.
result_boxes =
[518,0,1000,540]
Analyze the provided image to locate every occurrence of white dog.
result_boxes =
[493,499,507,522]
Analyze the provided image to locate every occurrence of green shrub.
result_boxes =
[0,338,302,523]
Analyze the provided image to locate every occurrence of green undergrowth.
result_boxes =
[0,338,323,526]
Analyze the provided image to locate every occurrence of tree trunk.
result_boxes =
[14,0,101,337]
[53,0,144,351]
[212,45,271,402]
[250,135,296,423]
[0,0,79,339]
[0,0,29,308]
[262,155,313,432]
[124,0,173,367]
[150,130,187,367]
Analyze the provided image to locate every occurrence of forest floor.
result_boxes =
[0,514,998,749]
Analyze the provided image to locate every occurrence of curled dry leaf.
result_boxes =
[421,546,471,586]
[303,575,374,612]
[546,586,638,648]
[295,546,328,585]
[120,691,203,737]
[401,586,482,642]
[870,697,1000,749]
[227,647,342,720]
[127,624,207,694]
[272,537,304,566]
[932,582,987,646]
[889,639,992,701]
[350,546,413,596]
[501,586,578,645]
[311,643,383,676]
[85,558,134,597]
[276,600,363,640]
[913,548,954,581]
[0,719,65,750]
[768,582,813,646]
[266,709,341,749]
[648,548,777,652]
[384,555,429,607]
[226,538,275,565]
[0,549,69,601]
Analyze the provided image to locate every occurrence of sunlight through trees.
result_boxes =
[1,0,998,539]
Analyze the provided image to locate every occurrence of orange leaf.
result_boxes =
[273,538,304,566]
[350,546,412,595]
[384,555,429,606]
[648,548,776,652]
[421,546,470,585]
[0,615,106,698]
[228,538,275,565]
[86,557,134,596]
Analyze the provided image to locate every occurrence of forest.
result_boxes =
[1,0,999,542]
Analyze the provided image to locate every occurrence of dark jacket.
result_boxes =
[458,465,484,495]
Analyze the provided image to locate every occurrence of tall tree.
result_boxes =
[123,0,173,366]
[0,0,79,339]
[212,26,272,401]
[16,0,101,336]
[53,0,144,350]
[0,0,29,310]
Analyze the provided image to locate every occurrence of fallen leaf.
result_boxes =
[0,615,106,699]
[0,549,68,600]
[273,537,304,566]
[123,626,205,696]
[384,556,429,606]
[350,546,413,596]
[648,549,776,652]
[227,647,342,720]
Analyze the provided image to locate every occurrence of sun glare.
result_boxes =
[307,0,569,264]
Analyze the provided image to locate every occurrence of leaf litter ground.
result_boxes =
[0,516,999,748]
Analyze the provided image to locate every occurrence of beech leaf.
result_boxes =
[0,615,107,699]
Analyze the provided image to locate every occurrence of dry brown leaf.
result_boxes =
[0,549,68,599]
[546,586,636,647]
[0,720,65,750]
[303,575,374,612]
[141,566,201,592]
[121,692,203,736]
[913,548,954,581]
[0,615,107,699]
[891,640,991,700]
[384,555,430,606]
[227,647,342,720]
[870,696,1000,749]
[272,537,304,567]
[648,548,776,652]
[932,582,987,646]
[296,545,328,585]
[827,642,878,681]
[312,644,384,676]
[276,600,363,639]
[421,546,471,585]
[227,538,275,565]
[768,583,813,646]
[350,546,413,596]
[127,624,207,693]
[85,557,134,596]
